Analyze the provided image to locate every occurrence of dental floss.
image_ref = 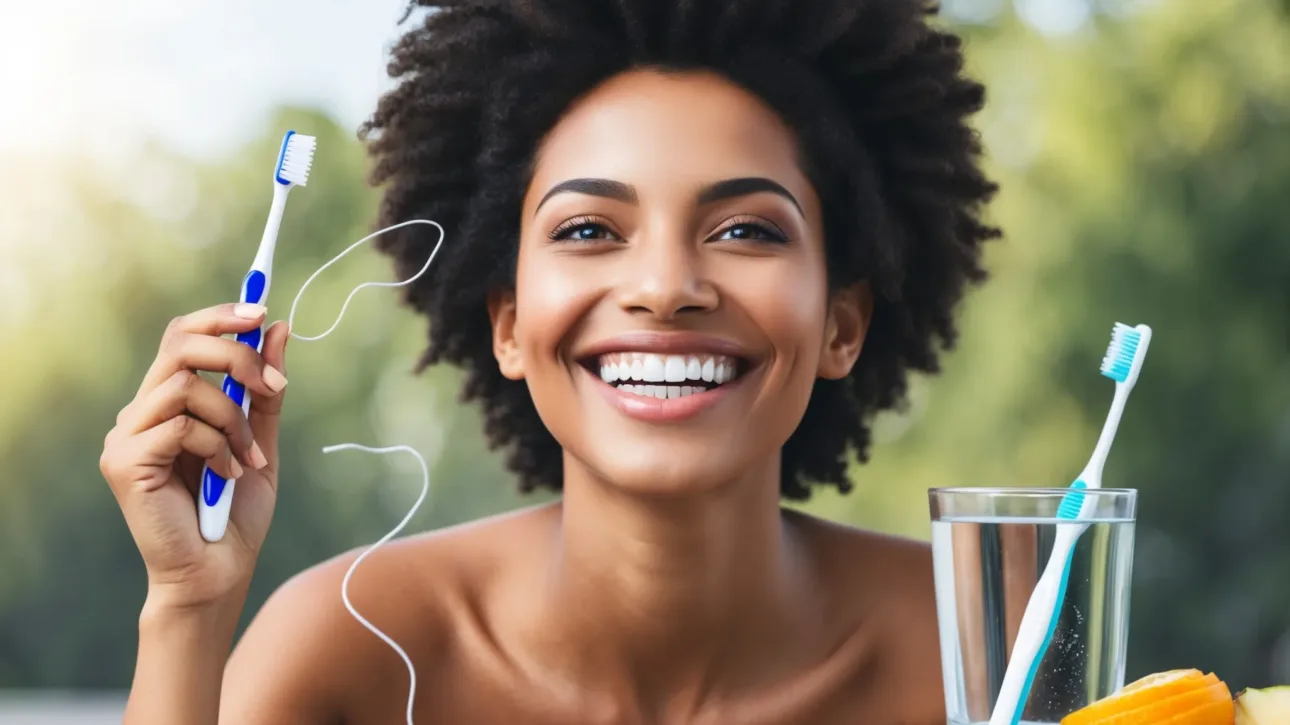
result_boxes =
[287,219,444,341]
[323,444,429,725]
[283,218,445,725]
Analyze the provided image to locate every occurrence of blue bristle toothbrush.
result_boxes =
[988,322,1152,725]
[198,130,316,543]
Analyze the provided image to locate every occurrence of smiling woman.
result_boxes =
[488,69,871,498]
[100,1,1000,723]
[364,3,1000,503]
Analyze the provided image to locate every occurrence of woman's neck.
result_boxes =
[528,454,828,706]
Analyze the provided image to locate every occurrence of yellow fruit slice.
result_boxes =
[1236,686,1290,725]
[1122,669,1209,694]
[1102,681,1231,724]
[1160,697,1235,724]
[1062,670,1212,725]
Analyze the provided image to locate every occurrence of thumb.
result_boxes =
[248,320,289,468]
[261,319,289,377]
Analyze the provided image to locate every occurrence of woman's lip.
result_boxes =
[584,366,742,423]
[575,331,754,360]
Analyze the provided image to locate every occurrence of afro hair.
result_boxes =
[361,0,1000,499]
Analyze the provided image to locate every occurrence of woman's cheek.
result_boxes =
[515,252,611,358]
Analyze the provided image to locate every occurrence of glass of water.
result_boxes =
[929,487,1137,725]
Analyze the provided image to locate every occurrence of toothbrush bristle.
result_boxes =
[1100,322,1141,383]
[1057,487,1087,520]
[277,133,317,186]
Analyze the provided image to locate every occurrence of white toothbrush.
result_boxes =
[198,130,316,543]
[987,322,1152,725]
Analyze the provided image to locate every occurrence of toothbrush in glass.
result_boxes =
[198,130,316,543]
[988,322,1152,725]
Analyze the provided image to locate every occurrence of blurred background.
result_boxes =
[1,0,1288,721]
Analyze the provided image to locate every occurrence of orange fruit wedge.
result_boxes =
[1122,670,1212,695]
[1103,682,1233,724]
[1062,669,1234,725]
[1160,697,1235,724]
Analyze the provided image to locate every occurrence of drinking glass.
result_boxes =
[929,487,1137,725]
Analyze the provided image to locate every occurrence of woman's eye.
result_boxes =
[713,222,787,244]
[550,220,619,242]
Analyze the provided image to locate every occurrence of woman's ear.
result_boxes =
[818,281,872,380]
[488,289,525,380]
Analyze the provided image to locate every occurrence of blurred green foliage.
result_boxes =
[1,0,1287,693]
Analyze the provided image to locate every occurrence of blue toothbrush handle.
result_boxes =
[200,327,262,496]
[198,270,268,542]
[1006,479,1089,725]
[1010,545,1077,724]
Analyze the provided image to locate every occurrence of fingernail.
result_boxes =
[234,303,267,319]
[230,459,244,478]
[249,442,268,469]
[262,365,288,393]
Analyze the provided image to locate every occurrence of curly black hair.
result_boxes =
[361,0,1000,500]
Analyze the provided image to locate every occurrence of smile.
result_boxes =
[574,332,758,422]
[595,352,743,400]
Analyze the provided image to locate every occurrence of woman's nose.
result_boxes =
[614,237,718,320]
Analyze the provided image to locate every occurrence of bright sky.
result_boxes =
[0,0,411,159]
[0,0,413,324]
[0,0,1111,161]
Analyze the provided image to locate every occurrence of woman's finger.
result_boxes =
[140,330,287,402]
[247,321,290,480]
[138,303,269,394]
[118,369,264,471]
[106,416,242,498]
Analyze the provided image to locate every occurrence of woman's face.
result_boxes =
[491,69,869,496]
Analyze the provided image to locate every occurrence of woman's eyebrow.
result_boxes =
[533,176,803,217]
[697,177,803,216]
[536,178,637,213]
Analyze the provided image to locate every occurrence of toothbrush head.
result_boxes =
[1101,322,1152,386]
[274,130,317,187]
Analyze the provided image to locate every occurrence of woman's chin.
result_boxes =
[574,446,769,499]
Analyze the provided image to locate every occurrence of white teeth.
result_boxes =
[642,354,665,382]
[664,356,687,382]
[616,384,709,398]
[686,357,702,379]
[597,353,742,388]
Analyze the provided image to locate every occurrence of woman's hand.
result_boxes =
[100,302,290,611]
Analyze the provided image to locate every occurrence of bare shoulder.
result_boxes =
[786,509,934,595]
[221,503,559,724]
[786,510,945,724]
[789,510,937,638]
